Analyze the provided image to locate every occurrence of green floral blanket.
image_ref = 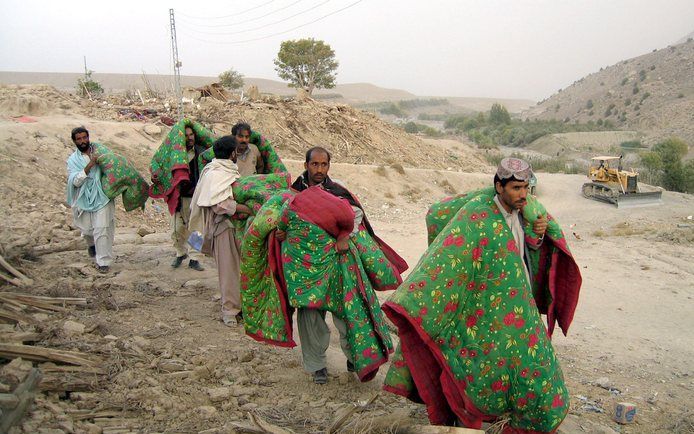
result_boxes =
[383,187,581,432]
[148,118,215,214]
[241,187,403,381]
[200,130,287,174]
[93,143,149,211]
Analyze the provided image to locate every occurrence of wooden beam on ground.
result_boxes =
[0,344,102,367]
[0,308,37,325]
[0,293,87,306]
[0,332,42,344]
[0,368,42,433]
[0,254,32,286]
[0,294,69,313]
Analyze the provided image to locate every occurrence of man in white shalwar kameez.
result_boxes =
[66,127,115,273]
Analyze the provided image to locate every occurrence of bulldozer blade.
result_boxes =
[615,191,663,208]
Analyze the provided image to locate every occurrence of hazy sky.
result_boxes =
[2,0,693,100]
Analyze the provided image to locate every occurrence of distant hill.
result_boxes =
[0,71,532,114]
[523,39,694,146]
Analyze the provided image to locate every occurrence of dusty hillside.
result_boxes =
[525,131,643,163]
[0,84,492,172]
[524,39,694,146]
[1,86,693,434]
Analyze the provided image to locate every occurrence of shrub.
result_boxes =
[632,85,639,95]
[624,98,631,106]
[678,93,685,98]
[620,140,644,149]
[639,69,647,81]
[621,77,629,86]
[76,70,104,98]
[218,68,244,90]
[586,99,594,109]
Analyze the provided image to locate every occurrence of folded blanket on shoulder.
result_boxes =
[200,130,287,174]
[93,143,149,211]
[148,119,215,214]
[383,187,581,433]
[241,186,405,382]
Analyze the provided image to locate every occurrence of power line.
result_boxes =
[179,0,331,36]
[179,0,304,28]
[179,0,276,20]
[178,0,362,45]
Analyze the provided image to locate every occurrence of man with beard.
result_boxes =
[232,122,264,177]
[382,157,581,433]
[276,147,407,384]
[66,127,115,273]
[170,126,206,271]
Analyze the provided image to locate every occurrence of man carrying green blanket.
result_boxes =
[66,127,148,273]
[383,158,581,433]
[274,147,408,384]
[149,119,215,271]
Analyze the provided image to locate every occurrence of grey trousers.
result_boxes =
[297,308,353,373]
[171,196,202,260]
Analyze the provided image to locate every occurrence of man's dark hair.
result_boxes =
[305,146,331,164]
[71,126,89,141]
[213,135,238,159]
[231,122,252,136]
[494,174,526,188]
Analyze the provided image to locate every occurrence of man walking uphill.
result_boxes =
[66,127,115,273]
[382,157,582,433]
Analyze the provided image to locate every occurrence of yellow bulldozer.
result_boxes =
[581,156,662,207]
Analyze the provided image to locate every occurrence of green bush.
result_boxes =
[640,137,692,192]
[586,99,594,109]
[379,103,405,117]
[621,77,629,86]
[620,140,644,149]
[76,70,104,98]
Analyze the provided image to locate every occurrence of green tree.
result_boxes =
[489,103,511,125]
[76,70,103,98]
[639,151,663,185]
[652,137,689,191]
[274,38,338,95]
[403,121,419,133]
[218,68,244,90]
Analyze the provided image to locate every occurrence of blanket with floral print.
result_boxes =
[92,143,149,211]
[148,119,215,214]
[241,187,403,381]
[200,130,287,174]
[382,187,581,433]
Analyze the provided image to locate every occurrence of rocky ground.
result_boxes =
[0,86,692,434]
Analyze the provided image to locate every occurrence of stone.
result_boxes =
[238,350,254,363]
[158,359,186,372]
[62,320,85,336]
[131,335,151,349]
[207,387,231,402]
[143,124,162,136]
[595,377,611,388]
[240,402,258,411]
[83,423,102,434]
[137,226,155,237]
[195,405,218,420]
[1,357,33,385]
